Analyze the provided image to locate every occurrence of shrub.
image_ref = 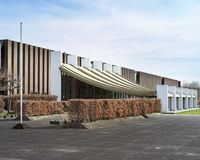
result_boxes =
[0,96,4,112]
[15,98,161,119]
[16,101,64,116]
[11,94,57,110]
[198,100,200,107]
[66,99,161,122]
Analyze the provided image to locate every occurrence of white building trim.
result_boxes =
[157,85,198,113]
[51,51,62,100]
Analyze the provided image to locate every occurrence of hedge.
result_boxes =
[16,101,64,116]
[198,100,200,106]
[66,99,161,122]
[16,99,161,121]
[11,94,57,110]
[0,96,4,113]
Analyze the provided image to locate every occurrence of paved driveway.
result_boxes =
[0,115,200,160]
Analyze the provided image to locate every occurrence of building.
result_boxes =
[0,39,51,95]
[53,52,155,100]
[1,39,188,105]
[157,85,198,113]
[136,71,181,90]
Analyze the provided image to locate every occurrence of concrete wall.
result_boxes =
[157,85,198,113]
[162,77,180,87]
[121,67,135,83]
[136,71,162,90]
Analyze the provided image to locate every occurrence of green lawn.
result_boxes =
[177,109,200,115]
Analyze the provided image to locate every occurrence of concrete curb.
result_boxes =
[81,113,162,129]
[29,113,69,122]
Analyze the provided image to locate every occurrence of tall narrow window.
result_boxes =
[168,97,172,111]
[176,97,179,110]
[183,97,186,109]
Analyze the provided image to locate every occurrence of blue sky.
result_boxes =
[0,0,199,83]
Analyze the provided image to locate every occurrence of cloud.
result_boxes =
[0,0,199,82]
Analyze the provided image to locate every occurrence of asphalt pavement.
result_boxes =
[1,114,200,160]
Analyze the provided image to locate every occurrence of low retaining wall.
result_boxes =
[65,99,161,122]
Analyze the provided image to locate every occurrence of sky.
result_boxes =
[0,0,199,83]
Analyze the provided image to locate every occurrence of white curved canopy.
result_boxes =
[60,63,156,97]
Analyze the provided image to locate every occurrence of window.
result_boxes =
[188,98,191,108]
[183,97,186,109]
[176,97,179,110]
[168,97,172,111]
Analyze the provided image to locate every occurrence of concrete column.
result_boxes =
[44,49,47,94]
[24,44,29,94]
[183,88,188,109]
[13,42,18,94]
[190,96,193,108]
[34,47,38,93]
[157,85,168,113]
[7,41,12,74]
[168,86,176,111]
[48,50,51,94]
[39,48,43,94]
[29,46,34,93]
[172,94,176,111]
[7,41,12,96]
[177,88,183,110]
[51,51,61,100]
[194,90,198,108]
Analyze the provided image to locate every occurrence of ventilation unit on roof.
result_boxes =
[112,65,121,75]
[103,63,112,73]
[68,54,77,66]
[92,61,102,71]
[81,58,91,69]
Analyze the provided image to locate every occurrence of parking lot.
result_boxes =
[1,114,200,160]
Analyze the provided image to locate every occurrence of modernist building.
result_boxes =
[52,52,155,100]
[157,85,198,113]
[1,39,196,112]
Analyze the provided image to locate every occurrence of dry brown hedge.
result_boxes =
[16,101,64,116]
[16,99,161,120]
[11,94,57,110]
[66,99,161,122]
[0,96,4,112]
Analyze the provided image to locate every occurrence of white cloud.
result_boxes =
[0,0,199,82]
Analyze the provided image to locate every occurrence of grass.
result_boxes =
[177,108,200,115]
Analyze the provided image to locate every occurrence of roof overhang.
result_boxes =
[60,64,156,97]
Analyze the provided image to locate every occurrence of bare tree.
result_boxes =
[182,81,200,99]
[0,68,20,112]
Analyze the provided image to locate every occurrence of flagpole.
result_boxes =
[20,22,23,124]
[12,22,24,129]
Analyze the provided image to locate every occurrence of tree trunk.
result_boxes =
[8,90,12,113]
